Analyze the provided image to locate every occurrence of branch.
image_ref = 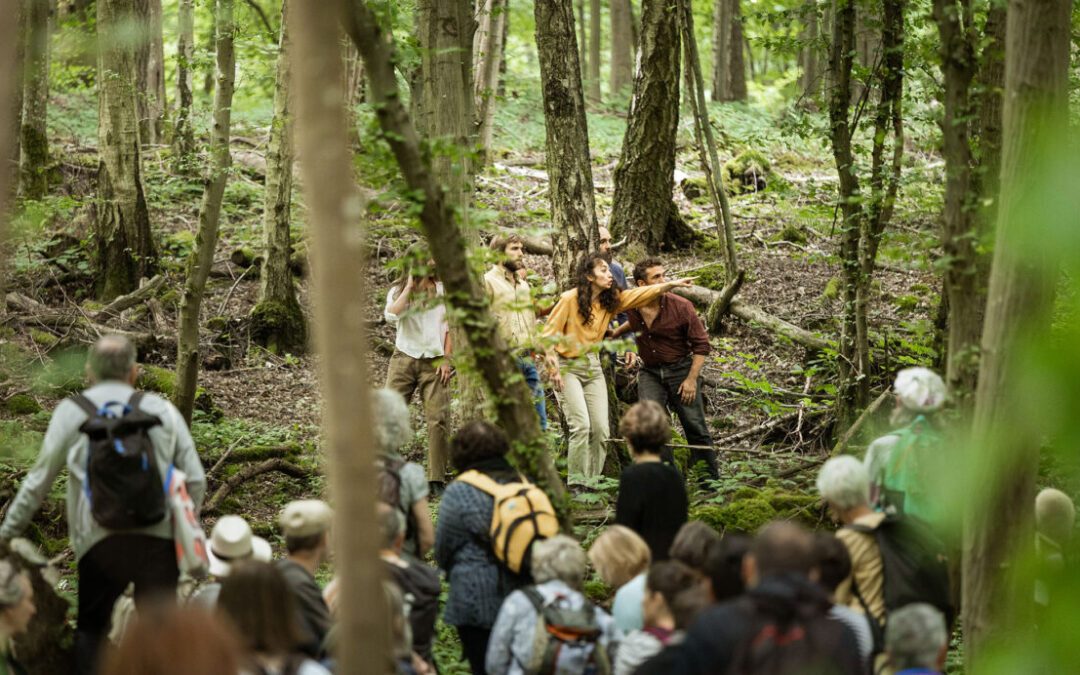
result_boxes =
[830,388,891,457]
[243,0,274,35]
[203,458,310,515]
[705,270,744,333]
[92,275,165,322]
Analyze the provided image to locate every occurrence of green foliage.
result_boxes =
[138,365,220,419]
[4,394,43,416]
[723,149,774,194]
[692,486,822,534]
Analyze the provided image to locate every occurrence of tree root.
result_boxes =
[203,458,311,515]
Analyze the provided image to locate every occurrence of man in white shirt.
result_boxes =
[384,254,453,492]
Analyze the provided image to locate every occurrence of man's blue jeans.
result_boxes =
[517,356,548,431]
[638,356,718,479]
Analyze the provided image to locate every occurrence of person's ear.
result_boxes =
[636,279,645,287]
[127,364,140,386]
[742,554,758,587]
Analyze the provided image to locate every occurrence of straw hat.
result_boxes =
[207,515,272,577]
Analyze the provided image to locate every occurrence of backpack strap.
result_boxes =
[457,469,524,495]
[128,391,146,410]
[521,586,546,613]
[69,394,98,418]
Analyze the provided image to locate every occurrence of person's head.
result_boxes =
[101,605,243,675]
[279,500,333,563]
[816,455,871,524]
[377,502,406,553]
[669,585,712,630]
[87,335,138,385]
[743,521,816,587]
[207,516,272,578]
[643,561,701,629]
[394,243,437,292]
[383,580,412,660]
[217,560,304,656]
[371,389,413,455]
[574,253,619,326]
[1036,487,1076,545]
[885,603,948,672]
[597,226,613,259]
[891,367,946,425]
[812,532,852,597]
[449,420,509,472]
[632,258,666,287]
[490,233,526,271]
[669,521,722,572]
[531,535,589,590]
[0,560,35,639]
[619,400,670,456]
[588,525,651,590]
[703,533,751,602]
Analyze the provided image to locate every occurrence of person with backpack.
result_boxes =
[613,560,701,675]
[486,535,615,675]
[276,500,334,660]
[435,421,558,673]
[0,335,207,674]
[378,503,440,670]
[373,389,436,558]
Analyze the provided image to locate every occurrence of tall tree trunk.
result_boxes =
[133,0,165,145]
[9,0,25,192]
[203,6,215,95]
[473,0,507,164]
[587,0,601,103]
[799,1,822,101]
[175,0,236,423]
[173,0,195,164]
[727,0,747,100]
[962,0,1070,663]
[18,0,50,200]
[610,0,692,254]
[1,0,18,240]
[577,0,588,87]
[973,4,1005,229]
[711,0,746,102]
[535,0,599,289]
[96,0,157,300]
[252,0,305,355]
[290,3,384,673]
[610,0,634,96]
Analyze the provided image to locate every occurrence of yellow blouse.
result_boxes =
[542,284,669,358]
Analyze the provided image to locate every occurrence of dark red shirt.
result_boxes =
[625,292,711,367]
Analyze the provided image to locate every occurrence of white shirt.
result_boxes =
[384,282,448,359]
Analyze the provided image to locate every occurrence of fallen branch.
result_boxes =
[209,443,303,478]
[93,275,166,321]
[705,270,744,333]
[830,388,891,457]
[6,293,168,350]
[203,458,311,515]
[715,410,828,447]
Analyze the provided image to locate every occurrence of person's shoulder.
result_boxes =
[666,292,695,308]
[558,288,578,301]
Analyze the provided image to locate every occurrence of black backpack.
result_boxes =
[728,596,854,675]
[72,392,166,529]
[376,454,416,543]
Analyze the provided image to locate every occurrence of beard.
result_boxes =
[598,249,613,262]
[503,259,524,273]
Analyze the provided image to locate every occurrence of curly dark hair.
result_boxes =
[450,420,509,471]
[575,253,620,326]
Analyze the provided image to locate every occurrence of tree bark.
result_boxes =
[799,1,822,101]
[711,0,746,102]
[577,0,588,87]
[173,0,195,164]
[0,0,18,243]
[96,0,157,300]
[134,0,166,145]
[535,0,599,289]
[8,0,24,197]
[610,0,690,254]
[587,0,601,103]
[609,0,634,96]
[252,0,305,355]
[175,0,236,423]
[473,0,507,164]
[962,0,1070,663]
[290,3,385,673]
[18,0,50,200]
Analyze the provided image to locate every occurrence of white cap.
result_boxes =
[894,367,946,413]
[207,515,272,577]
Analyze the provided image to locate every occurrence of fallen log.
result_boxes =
[203,458,311,515]
[92,275,166,321]
[6,293,170,351]
[496,227,553,256]
[714,409,828,447]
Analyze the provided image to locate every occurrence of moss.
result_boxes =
[137,365,217,416]
[206,316,230,332]
[158,289,180,307]
[823,276,842,300]
[894,294,920,312]
[250,299,308,355]
[775,223,808,245]
[692,263,730,292]
[29,329,58,349]
[692,499,778,534]
[681,176,710,203]
[722,149,773,194]
[4,394,42,416]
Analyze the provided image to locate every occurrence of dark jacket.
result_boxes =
[275,559,331,659]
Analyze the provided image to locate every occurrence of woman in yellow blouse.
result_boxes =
[543,253,693,485]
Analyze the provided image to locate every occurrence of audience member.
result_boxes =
[277,500,334,660]
[813,533,874,670]
[884,604,947,675]
[0,560,35,675]
[614,401,688,561]
[0,335,206,674]
[101,605,242,675]
[378,503,439,669]
[435,421,528,673]
[217,560,330,675]
[669,521,721,571]
[588,525,652,635]
[190,515,271,608]
[372,389,436,557]
[614,561,701,675]
[598,226,628,291]
[486,535,614,674]
[702,534,751,603]
[1034,487,1075,617]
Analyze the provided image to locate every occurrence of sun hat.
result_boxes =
[207,515,272,577]
[894,367,947,413]
[279,500,334,538]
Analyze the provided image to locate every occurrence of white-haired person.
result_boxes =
[372,388,436,558]
[884,603,948,674]
[864,367,947,527]
[816,456,887,628]
[485,535,615,675]
[1034,487,1075,619]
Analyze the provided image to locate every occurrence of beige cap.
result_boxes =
[279,499,333,537]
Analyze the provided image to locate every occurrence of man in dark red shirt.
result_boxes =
[617,258,718,479]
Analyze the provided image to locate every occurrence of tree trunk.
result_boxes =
[1,0,18,232]
[290,3,385,673]
[203,6,215,95]
[727,0,747,100]
[96,0,157,300]
[973,4,1005,228]
[252,0,305,355]
[577,0,588,87]
[799,1,822,101]
[962,0,1070,664]
[473,0,507,164]
[711,0,746,102]
[173,0,195,164]
[18,0,50,200]
[587,0,601,103]
[610,0,690,254]
[9,0,25,193]
[175,0,236,423]
[133,0,165,145]
[609,0,634,96]
[535,0,599,289]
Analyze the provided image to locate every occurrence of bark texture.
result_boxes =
[473,0,507,163]
[798,1,822,101]
[609,0,634,95]
[96,0,157,300]
[587,0,601,102]
[135,0,166,145]
[176,0,236,423]
[962,0,1071,663]
[535,0,599,289]
[173,0,195,163]
[0,0,17,234]
[711,0,747,102]
[18,0,50,200]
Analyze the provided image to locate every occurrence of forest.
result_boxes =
[0,0,1078,673]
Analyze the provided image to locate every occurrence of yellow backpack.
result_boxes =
[456,470,560,574]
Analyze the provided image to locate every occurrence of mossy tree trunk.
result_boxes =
[18,0,50,200]
[473,0,506,164]
[252,0,305,355]
[173,0,195,166]
[535,0,599,289]
[175,0,236,423]
[96,0,157,300]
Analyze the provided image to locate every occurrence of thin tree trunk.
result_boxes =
[203,6,215,95]
[96,0,157,300]
[175,0,236,423]
[588,0,601,102]
[577,0,588,87]
[535,0,599,289]
[962,0,1070,663]
[712,0,746,102]
[290,3,384,673]
[252,0,305,355]
[18,0,50,200]
[473,0,507,164]
[727,0,747,100]
[799,1,821,101]
[173,0,195,164]
[133,0,165,145]
[973,4,1005,229]
[0,0,18,244]
[610,0,634,95]
[9,1,25,192]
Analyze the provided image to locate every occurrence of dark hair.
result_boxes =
[646,560,702,614]
[391,242,436,294]
[619,400,670,453]
[489,233,525,252]
[704,533,751,602]
[575,253,619,325]
[450,420,509,471]
[217,560,304,656]
[670,585,712,630]
[102,605,243,675]
[632,257,664,285]
[284,532,326,555]
[751,521,816,579]
[669,521,721,571]
[812,532,852,593]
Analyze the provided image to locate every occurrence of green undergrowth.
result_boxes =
[691,486,823,534]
